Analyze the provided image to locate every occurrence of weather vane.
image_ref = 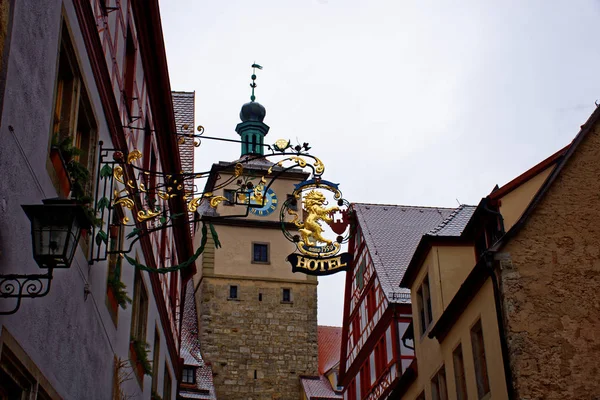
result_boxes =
[250,63,262,102]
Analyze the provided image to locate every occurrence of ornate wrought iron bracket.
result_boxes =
[0,269,54,315]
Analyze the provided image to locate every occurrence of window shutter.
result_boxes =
[386,326,393,363]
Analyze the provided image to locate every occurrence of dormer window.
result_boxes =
[182,366,196,384]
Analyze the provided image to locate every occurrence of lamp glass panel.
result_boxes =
[30,207,80,268]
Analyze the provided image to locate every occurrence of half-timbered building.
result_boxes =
[339,204,461,399]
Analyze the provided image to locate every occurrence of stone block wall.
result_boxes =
[198,277,318,400]
[500,120,600,399]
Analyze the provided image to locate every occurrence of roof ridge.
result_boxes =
[427,205,471,235]
[353,202,455,210]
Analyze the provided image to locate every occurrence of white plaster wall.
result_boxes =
[0,2,177,399]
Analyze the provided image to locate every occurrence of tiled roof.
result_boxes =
[318,326,342,374]
[353,204,455,303]
[179,280,216,399]
[427,205,477,237]
[301,376,343,399]
[172,91,195,234]
[172,91,195,175]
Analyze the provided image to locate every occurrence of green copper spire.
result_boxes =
[250,63,262,102]
[237,63,269,156]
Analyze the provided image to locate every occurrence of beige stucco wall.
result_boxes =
[211,224,314,282]
[406,247,507,399]
[436,246,477,310]
[406,278,508,400]
[499,120,600,399]
[498,166,553,231]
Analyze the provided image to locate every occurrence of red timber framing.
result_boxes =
[74,0,195,377]
[340,225,414,400]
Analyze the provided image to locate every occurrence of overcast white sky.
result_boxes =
[160,0,600,326]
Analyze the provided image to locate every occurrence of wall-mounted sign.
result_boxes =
[287,253,352,276]
[281,179,352,275]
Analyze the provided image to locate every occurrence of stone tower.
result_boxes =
[194,92,319,399]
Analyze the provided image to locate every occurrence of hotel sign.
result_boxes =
[280,179,352,276]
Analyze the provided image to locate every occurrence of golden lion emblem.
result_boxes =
[297,190,339,246]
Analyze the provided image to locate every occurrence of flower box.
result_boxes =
[50,147,71,197]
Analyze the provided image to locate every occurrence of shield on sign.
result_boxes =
[328,209,349,235]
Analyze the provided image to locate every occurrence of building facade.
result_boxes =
[385,111,600,400]
[339,205,453,399]
[193,99,319,399]
[0,1,193,398]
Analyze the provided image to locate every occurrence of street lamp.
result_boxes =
[22,199,91,269]
[0,199,91,315]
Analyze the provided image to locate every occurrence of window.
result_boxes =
[352,315,361,344]
[416,276,433,335]
[169,261,178,313]
[258,293,262,301]
[252,243,269,263]
[431,365,448,400]
[286,194,298,211]
[224,189,236,206]
[374,337,386,375]
[453,344,467,400]
[163,363,172,400]
[367,288,376,319]
[0,332,57,399]
[50,22,97,199]
[471,320,490,399]
[282,288,291,303]
[369,352,376,385]
[130,269,148,343]
[150,329,161,392]
[182,366,195,384]
[106,207,124,321]
[123,25,136,119]
[356,260,365,290]
[229,285,238,299]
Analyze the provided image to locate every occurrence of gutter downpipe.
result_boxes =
[484,252,515,399]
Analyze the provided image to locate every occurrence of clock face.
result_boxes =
[249,187,278,217]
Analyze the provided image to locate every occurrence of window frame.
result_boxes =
[228,285,239,300]
[50,20,98,197]
[453,343,468,400]
[431,364,448,400]
[282,288,292,303]
[130,268,149,347]
[471,319,490,399]
[163,362,172,400]
[224,189,237,206]
[417,275,433,336]
[181,366,196,384]
[356,260,365,290]
[251,242,270,264]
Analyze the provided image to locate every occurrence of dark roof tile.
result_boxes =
[353,204,455,302]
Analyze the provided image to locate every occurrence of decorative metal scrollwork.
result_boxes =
[0,270,54,315]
